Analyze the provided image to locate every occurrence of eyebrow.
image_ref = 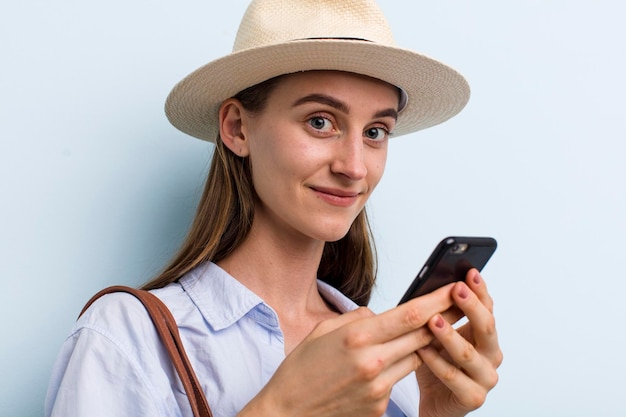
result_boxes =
[292,94,398,121]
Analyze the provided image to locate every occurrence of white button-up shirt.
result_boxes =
[45,262,418,417]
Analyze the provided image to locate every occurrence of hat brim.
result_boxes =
[165,38,470,142]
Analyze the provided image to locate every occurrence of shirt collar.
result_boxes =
[317,279,359,313]
[179,262,359,331]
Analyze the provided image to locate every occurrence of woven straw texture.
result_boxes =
[165,0,470,141]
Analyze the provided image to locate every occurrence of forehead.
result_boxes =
[269,70,401,109]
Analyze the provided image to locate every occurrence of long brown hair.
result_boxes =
[142,75,377,305]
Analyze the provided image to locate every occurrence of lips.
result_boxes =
[310,186,362,207]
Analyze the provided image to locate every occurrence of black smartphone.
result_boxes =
[397,236,497,305]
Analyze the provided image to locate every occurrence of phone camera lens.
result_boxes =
[451,243,469,254]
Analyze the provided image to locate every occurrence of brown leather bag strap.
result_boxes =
[80,286,214,417]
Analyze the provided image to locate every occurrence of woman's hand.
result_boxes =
[416,269,503,417]
[238,283,458,417]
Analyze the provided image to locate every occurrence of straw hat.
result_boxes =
[165,0,470,142]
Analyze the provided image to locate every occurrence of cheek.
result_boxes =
[248,140,308,190]
[270,139,326,179]
[367,149,388,189]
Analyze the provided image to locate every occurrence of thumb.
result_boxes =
[307,306,375,339]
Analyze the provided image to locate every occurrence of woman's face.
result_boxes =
[240,71,399,244]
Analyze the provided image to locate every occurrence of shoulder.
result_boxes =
[65,286,186,395]
[46,288,187,417]
[78,290,151,329]
[77,284,189,334]
[70,290,155,362]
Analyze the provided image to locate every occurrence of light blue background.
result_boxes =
[2,1,625,416]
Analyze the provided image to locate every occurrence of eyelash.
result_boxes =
[306,114,392,143]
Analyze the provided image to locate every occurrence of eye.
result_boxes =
[364,126,389,141]
[308,116,333,132]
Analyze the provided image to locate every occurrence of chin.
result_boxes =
[310,222,354,243]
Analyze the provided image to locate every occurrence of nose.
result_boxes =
[330,132,367,181]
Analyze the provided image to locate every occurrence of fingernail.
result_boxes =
[458,285,469,299]
[434,315,445,329]
[473,272,481,285]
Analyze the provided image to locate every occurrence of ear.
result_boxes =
[219,98,251,157]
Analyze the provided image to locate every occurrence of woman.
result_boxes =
[45,1,502,416]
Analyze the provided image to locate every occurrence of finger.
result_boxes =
[429,314,499,388]
[441,305,464,326]
[357,331,432,395]
[465,269,494,313]
[378,347,423,389]
[374,304,463,369]
[419,316,498,406]
[452,282,502,367]
[362,283,456,345]
[307,306,375,339]
[423,305,464,352]
[375,325,435,369]
[417,343,489,411]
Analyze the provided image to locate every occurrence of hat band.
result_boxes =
[298,37,371,42]
[286,37,408,111]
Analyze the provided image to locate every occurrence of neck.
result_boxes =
[216,216,342,354]
[216,220,326,315]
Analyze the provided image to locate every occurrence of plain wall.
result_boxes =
[2,1,625,416]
